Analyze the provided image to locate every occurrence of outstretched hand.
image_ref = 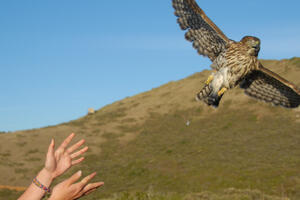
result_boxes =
[44,133,88,179]
[48,171,104,200]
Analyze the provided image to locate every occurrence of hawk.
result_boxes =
[172,0,300,108]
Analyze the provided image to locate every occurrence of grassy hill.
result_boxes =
[1,58,300,200]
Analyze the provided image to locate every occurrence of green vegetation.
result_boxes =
[14,168,28,174]
[26,149,40,154]
[290,57,300,67]
[16,141,27,147]
[25,157,41,162]
[0,189,22,200]
[79,106,299,199]
[94,107,128,122]
[98,189,286,200]
[0,151,11,157]
[4,188,282,200]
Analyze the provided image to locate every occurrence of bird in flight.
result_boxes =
[172,0,300,108]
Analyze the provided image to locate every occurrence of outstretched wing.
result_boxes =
[172,0,230,61]
[240,63,300,108]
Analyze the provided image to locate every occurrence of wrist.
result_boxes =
[48,193,61,200]
[37,168,54,187]
[42,167,56,180]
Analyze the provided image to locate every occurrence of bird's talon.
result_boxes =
[218,87,227,96]
[205,75,214,85]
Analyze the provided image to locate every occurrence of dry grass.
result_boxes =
[1,58,300,199]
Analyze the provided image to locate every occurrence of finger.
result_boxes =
[79,172,97,187]
[70,146,88,159]
[76,182,104,198]
[67,170,82,185]
[84,182,104,192]
[84,188,97,196]
[71,157,85,166]
[58,133,75,150]
[67,139,85,154]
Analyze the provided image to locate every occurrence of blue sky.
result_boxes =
[1,0,300,131]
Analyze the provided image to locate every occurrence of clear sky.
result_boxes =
[1,0,300,132]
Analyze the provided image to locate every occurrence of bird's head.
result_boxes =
[240,36,261,57]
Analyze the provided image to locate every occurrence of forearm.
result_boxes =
[18,168,53,200]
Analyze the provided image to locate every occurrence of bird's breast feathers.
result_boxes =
[212,44,259,87]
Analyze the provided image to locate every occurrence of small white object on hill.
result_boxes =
[186,120,190,126]
[88,108,95,114]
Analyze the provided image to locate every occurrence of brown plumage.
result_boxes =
[172,0,300,108]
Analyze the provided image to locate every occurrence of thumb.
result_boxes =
[45,139,55,170]
[47,138,55,157]
[67,170,82,185]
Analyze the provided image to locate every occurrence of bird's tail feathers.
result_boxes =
[196,84,223,107]
[196,84,211,101]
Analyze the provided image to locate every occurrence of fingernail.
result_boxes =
[78,170,82,176]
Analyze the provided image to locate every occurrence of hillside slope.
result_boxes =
[1,58,300,199]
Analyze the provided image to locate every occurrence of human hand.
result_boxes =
[48,171,104,200]
[44,133,88,179]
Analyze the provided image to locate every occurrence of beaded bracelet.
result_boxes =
[32,177,51,193]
